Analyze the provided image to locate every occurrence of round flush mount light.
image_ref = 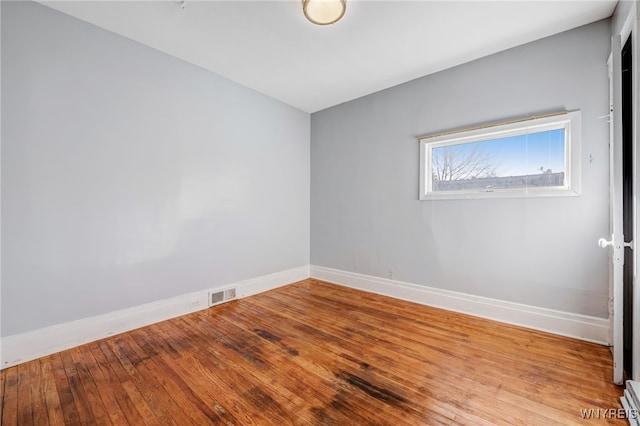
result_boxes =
[302,0,346,25]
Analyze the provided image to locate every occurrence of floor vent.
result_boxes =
[209,288,237,306]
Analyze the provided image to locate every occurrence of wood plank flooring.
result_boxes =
[0,279,626,425]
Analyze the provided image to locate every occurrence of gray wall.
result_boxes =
[311,20,611,317]
[1,1,310,336]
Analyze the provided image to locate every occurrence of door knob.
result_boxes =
[598,235,634,249]
[599,235,614,248]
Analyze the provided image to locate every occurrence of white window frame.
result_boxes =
[419,111,582,200]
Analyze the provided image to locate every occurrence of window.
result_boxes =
[418,111,581,200]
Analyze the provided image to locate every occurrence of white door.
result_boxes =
[601,34,624,385]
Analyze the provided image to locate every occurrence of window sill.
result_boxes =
[419,187,581,201]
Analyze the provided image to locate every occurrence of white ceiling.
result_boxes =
[39,0,618,113]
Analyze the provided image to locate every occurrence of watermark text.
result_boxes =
[580,407,639,420]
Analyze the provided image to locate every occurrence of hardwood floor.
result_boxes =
[1,279,625,425]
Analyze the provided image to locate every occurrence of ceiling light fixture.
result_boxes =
[302,0,346,25]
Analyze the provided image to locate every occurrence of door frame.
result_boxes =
[631,3,640,383]
[614,2,639,382]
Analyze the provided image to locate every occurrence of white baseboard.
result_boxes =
[310,265,610,345]
[0,265,310,369]
[237,264,310,298]
[1,263,609,369]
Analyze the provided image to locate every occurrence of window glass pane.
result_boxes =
[431,128,565,192]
